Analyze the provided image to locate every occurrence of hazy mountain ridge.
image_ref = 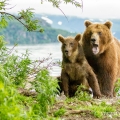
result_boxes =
[1,14,120,45]
[38,14,120,39]
[0,17,77,45]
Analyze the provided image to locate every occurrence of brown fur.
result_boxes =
[57,34,101,98]
[82,20,120,97]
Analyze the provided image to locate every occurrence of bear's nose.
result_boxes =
[65,50,68,53]
[91,38,96,42]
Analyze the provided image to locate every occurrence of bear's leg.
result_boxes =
[69,84,78,97]
[56,76,63,93]
[96,65,117,98]
[87,70,101,98]
[61,71,69,97]
[99,76,116,98]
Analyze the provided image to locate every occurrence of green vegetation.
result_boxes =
[45,0,81,8]
[49,92,120,119]
[1,0,120,120]
[115,79,120,96]
[75,85,92,101]
[33,69,59,117]
[54,108,66,117]
[89,102,115,118]
[0,0,79,45]
[0,36,60,119]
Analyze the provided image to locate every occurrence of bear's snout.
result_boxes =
[90,32,99,45]
[65,50,68,54]
[91,38,96,44]
[90,37,99,55]
[64,49,72,57]
[90,38,99,46]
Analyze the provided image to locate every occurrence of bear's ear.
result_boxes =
[84,20,92,27]
[104,21,112,29]
[75,34,81,42]
[57,34,65,43]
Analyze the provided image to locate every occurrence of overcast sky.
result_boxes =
[7,0,120,19]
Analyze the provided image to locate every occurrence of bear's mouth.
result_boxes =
[92,44,99,55]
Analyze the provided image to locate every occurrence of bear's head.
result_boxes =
[82,20,113,55]
[57,34,81,58]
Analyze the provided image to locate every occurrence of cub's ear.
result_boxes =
[104,21,112,29]
[75,34,81,42]
[57,34,64,43]
[84,20,92,27]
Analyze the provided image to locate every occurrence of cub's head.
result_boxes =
[57,34,81,57]
[82,20,113,55]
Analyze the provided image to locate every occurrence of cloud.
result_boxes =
[41,16,53,24]
[58,21,62,25]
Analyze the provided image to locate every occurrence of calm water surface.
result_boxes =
[7,43,62,77]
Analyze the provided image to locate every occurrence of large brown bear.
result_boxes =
[57,33,101,98]
[82,20,120,97]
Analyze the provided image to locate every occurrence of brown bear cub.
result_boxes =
[57,34,101,98]
[82,20,120,97]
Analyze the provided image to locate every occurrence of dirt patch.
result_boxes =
[49,94,120,120]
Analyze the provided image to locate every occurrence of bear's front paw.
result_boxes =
[102,91,114,98]
[93,93,102,99]
[64,91,69,97]
[104,94,113,98]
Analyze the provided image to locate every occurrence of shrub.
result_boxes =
[0,37,59,119]
[32,69,59,117]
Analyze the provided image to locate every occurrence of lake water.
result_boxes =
[7,43,62,77]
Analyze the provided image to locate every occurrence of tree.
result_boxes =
[42,0,82,8]
[0,0,82,31]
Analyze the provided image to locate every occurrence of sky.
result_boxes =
[7,0,120,19]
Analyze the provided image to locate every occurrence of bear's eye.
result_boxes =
[98,31,102,35]
[63,43,66,47]
[70,42,73,47]
[89,31,93,35]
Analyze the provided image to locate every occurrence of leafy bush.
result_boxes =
[75,85,92,101]
[32,69,59,117]
[0,36,59,119]
[0,64,29,120]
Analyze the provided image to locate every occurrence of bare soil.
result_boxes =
[49,94,120,120]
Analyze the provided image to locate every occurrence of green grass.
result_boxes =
[54,108,66,117]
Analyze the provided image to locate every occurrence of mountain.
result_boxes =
[1,14,120,45]
[0,17,77,45]
[37,14,120,39]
